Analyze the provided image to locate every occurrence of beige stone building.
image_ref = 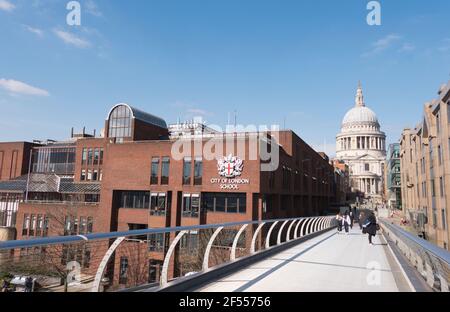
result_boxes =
[400,81,450,250]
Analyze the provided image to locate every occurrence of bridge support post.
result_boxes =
[161,231,187,287]
[277,220,290,245]
[266,221,280,249]
[203,227,224,271]
[91,236,126,292]
[230,224,249,261]
[250,222,266,254]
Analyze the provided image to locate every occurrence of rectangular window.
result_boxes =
[161,157,170,185]
[93,169,98,181]
[438,145,443,166]
[87,169,93,181]
[79,217,87,234]
[81,148,87,165]
[440,177,444,197]
[194,158,203,185]
[93,148,100,165]
[81,169,86,181]
[29,214,36,236]
[180,231,199,253]
[182,194,200,218]
[121,191,150,209]
[431,179,436,198]
[87,217,93,233]
[148,233,165,252]
[36,215,43,237]
[43,216,49,237]
[150,193,166,216]
[151,157,159,185]
[100,148,104,165]
[22,214,30,236]
[87,148,93,165]
[202,193,246,214]
[183,157,192,185]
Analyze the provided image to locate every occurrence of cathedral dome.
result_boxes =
[341,83,379,128]
[342,106,379,126]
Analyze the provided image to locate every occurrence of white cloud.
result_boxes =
[54,29,91,48]
[24,25,44,37]
[362,34,402,57]
[0,0,15,12]
[85,0,102,17]
[398,43,415,53]
[0,79,50,96]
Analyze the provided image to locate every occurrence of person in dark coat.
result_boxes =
[358,211,366,230]
[364,213,378,245]
[24,277,33,292]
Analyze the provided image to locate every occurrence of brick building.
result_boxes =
[0,103,336,286]
[399,81,450,250]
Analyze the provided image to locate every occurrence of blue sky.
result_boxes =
[1,0,450,156]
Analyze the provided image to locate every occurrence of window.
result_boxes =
[431,179,436,198]
[108,105,133,141]
[119,257,128,284]
[202,193,246,214]
[151,157,159,185]
[182,194,200,218]
[93,170,98,181]
[430,141,434,169]
[148,233,165,252]
[93,148,100,165]
[440,177,444,197]
[194,158,203,185]
[87,148,93,165]
[36,215,43,237]
[121,191,150,209]
[22,214,30,236]
[82,148,87,165]
[364,163,370,171]
[436,113,441,135]
[79,217,87,234]
[161,157,170,185]
[43,216,49,237]
[150,193,166,216]
[438,145,443,166]
[29,214,36,236]
[87,169,93,181]
[81,169,86,181]
[183,157,192,185]
[87,217,93,233]
[99,170,103,181]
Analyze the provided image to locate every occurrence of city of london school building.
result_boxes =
[0,103,336,288]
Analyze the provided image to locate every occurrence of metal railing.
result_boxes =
[0,216,336,292]
[380,219,450,292]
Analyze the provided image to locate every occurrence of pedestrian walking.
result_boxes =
[336,213,343,233]
[342,211,351,234]
[24,277,33,293]
[349,210,354,229]
[363,213,378,245]
[358,211,365,230]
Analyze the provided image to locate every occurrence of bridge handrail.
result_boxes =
[380,219,450,292]
[0,216,321,250]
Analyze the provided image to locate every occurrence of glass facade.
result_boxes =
[202,193,246,214]
[32,146,76,174]
[108,105,133,142]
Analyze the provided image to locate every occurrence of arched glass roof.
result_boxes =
[107,103,168,129]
